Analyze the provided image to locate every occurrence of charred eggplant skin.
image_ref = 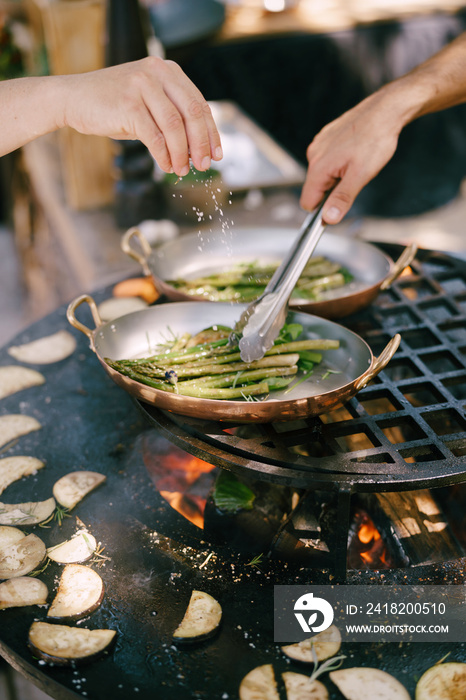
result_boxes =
[173,590,222,644]
[27,638,116,667]
[27,622,116,667]
[172,623,222,645]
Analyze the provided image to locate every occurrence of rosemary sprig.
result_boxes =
[308,654,347,683]
[39,504,71,528]
[28,558,51,578]
[0,439,18,455]
[89,543,111,567]
[247,553,265,569]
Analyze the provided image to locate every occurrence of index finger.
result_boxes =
[300,167,339,213]
[163,63,222,170]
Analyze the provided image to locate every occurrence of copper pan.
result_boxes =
[67,298,400,424]
[121,226,416,319]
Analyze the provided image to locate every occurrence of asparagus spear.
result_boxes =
[169,256,351,303]
[178,365,298,388]
[105,322,340,401]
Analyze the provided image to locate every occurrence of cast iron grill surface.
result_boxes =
[0,249,465,700]
[141,245,466,493]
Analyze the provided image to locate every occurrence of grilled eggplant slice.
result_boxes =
[0,530,46,579]
[0,525,26,547]
[97,296,148,322]
[0,456,45,497]
[0,576,48,609]
[47,530,97,564]
[28,621,116,666]
[239,664,280,700]
[0,366,45,400]
[282,672,329,700]
[415,662,466,699]
[47,564,104,620]
[330,667,411,700]
[0,497,55,527]
[8,330,76,364]
[53,471,106,510]
[173,590,222,643]
[281,625,342,663]
[0,414,41,449]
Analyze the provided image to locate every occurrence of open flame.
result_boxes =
[145,447,216,528]
[348,509,393,569]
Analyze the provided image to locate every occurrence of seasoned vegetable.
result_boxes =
[0,497,56,526]
[47,530,97,564]
[0,366,45,400]
[282,671,329,700]
[239,664,280,700]
[97,296,148,322]
[329,667,410,700]
[0,456,45,496]
[281,625,342,663]
[168,258,352,303]
[0,529,46,579]
[106,323,339,401]
[415,662,466,699]
[8,330,76,364]
[113,276,159,304]
[47,564,104,620]
[28,621,116,666]
[53,471,106,510]
[0,577,48,609]
[0,525,25,547]
[0,414,41,449]
[173,590,222,643]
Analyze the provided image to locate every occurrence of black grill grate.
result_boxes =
[140,245,466,576]
[142,245,466,489]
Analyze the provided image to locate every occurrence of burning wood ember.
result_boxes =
[142,434,217,528]
[347,509,394,570]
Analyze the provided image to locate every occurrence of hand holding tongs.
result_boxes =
[234,196,329,363]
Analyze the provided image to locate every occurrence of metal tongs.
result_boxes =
[234,196,328,363]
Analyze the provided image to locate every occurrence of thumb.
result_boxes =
[322,181,359,225]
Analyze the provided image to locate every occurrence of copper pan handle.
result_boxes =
[66,295,103,346]
[121,227,152,276]
[354,333,401,391]
[380,243,417,290]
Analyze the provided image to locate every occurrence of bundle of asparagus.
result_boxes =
[105,324,340,401]
[168,257,352,303]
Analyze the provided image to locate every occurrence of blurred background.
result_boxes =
[1,1,466,694]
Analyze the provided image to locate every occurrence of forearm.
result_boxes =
[374,31,466,134]
[0,59,222,174]
[0,76,66,157]
[301,31,466,222]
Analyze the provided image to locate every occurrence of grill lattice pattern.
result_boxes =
[143,246,466,495]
